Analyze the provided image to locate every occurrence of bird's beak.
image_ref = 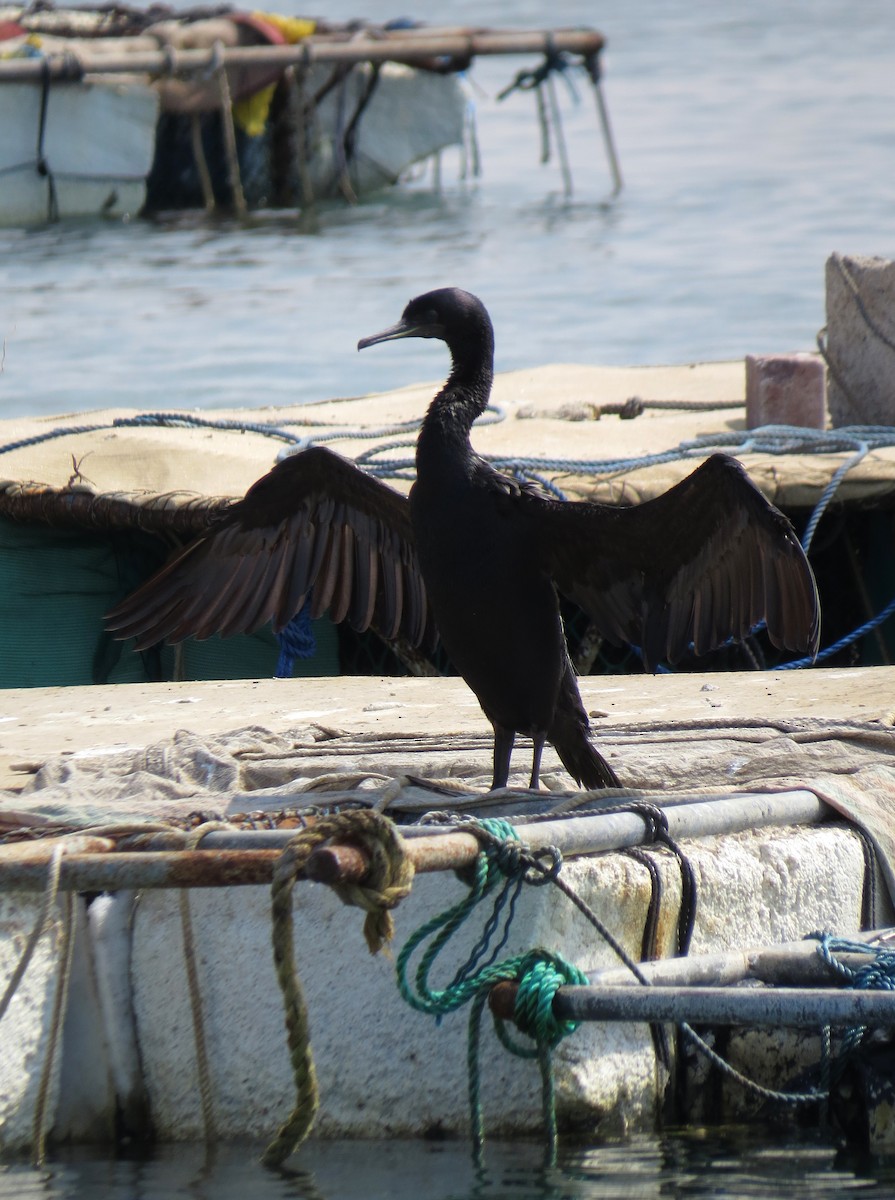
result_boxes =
[357,319,418,351]
[357,317,442,351]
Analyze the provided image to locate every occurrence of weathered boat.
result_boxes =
[0,72,158,225]
[0,5,613,225]
[1,670,894,1157]
[1,357,895,1160]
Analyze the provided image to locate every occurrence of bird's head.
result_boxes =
[357,287,492,354]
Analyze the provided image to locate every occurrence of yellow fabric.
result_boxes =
[233,84,277,136]
[259,14,316,43]
[1,33,42,58]
[232,14,316,136]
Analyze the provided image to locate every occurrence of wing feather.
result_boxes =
[377,536,404,642]
[106,445,431,650]
[328,520,355,626]
[524,453,819,670]
[349,513,379,633]
[310,508,344,620]
[273,520,313,632]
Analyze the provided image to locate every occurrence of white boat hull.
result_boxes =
[0,78,159,226]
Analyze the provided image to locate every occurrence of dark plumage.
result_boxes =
[107,287,820,790]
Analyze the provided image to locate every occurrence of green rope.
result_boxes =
[395,818,586,1165]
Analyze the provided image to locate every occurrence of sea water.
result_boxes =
[2,1130,895,1198]
[2,0,894,416]
[1,1,895,1192]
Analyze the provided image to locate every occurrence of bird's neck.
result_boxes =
[417,341,494,466]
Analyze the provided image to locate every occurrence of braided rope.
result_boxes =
[177,821,234,1143]
[31,887,75,1167]
[0,844,79,1164]
[811,932,895,1063]
[0,844,66,1025]
[420,816,850,1114]
[262,810,414,1167]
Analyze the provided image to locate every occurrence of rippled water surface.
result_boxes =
[2,1131,895,1200]
[2,0,894,416]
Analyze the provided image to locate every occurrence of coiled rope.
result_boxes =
[396,816,588,1166]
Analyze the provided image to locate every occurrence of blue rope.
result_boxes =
[0,421,112,456]
[5,410,894,672]
[121,414,306,443]
[277,405,506,464]
[778,593,895,670]
[800,442,869,553]
[813,933,895,990]
[0,414,308,458]
[274,601,316,678]
[485,423,895,483]
[511,466,569,500]
[811,933,895,1062]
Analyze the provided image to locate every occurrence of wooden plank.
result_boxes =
[0,30,606,83]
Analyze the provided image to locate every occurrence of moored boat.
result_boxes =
[1,359,894,1157]
[0,5,612,225]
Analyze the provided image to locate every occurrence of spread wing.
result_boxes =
[106,445,434,650]
[526,453,819,670]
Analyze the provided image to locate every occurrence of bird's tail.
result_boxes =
[549,666,620,790]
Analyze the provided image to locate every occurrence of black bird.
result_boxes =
[107,288,820,791]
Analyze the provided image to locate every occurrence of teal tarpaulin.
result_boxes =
[0,520,339,688]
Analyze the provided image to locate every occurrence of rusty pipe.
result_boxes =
[0,787,830,892]
[0,849,281,892]
[488,980,895,1029]
[0,834,483,893]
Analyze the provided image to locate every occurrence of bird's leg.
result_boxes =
[490,726,515,791]
[529,734,546,790]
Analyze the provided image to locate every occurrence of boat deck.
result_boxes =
[2,364,895,1154]
[1,664,893,796]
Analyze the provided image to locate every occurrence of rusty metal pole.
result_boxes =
[489,980,895,1028]
[0,787,830,893]
[0,850,281,892]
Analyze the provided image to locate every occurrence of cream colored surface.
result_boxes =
[3,361,892,512]
[0,666,892,793]
[129,824,865,1142]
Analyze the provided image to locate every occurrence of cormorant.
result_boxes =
[107,287,820,790]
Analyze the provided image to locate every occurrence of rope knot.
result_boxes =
[395,815,591,1165]
[523,844,563,886]
[620,396,645,419]
[627,801,670,844]
[447,815,522,889]
[510,951,588,1047]
[288,809,415,955]
[486,835,525,877]
[814,932,895,991]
